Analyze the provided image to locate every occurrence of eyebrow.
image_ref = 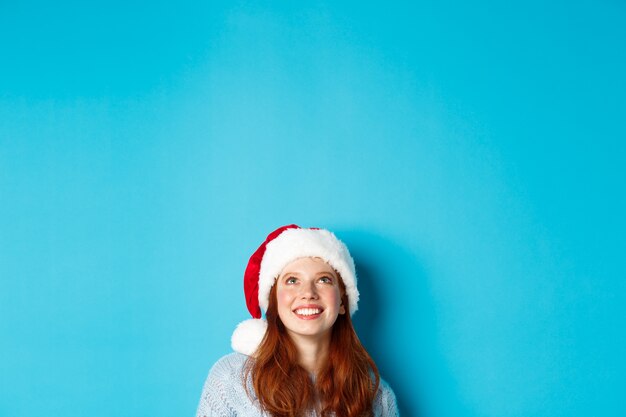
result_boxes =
[281,270,337,277]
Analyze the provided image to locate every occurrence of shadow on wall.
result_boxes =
[337,228,438,417]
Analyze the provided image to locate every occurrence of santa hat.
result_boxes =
[231,224,359,356]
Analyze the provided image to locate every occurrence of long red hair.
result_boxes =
[244,275,380,417]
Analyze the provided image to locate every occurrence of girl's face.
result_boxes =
[275,257,346,343]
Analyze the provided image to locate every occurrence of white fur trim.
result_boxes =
[231,318,268,356]
[258,228,359,315]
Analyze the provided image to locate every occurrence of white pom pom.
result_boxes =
[231,318,268,356]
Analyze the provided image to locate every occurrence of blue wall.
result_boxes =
[1,1,625,416]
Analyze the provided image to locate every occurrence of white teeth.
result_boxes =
[295,308,321,316]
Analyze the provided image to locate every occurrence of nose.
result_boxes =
[299,280,319,300]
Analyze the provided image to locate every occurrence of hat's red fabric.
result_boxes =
[243,224,300,318]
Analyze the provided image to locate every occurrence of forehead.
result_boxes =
[279,256,337,275]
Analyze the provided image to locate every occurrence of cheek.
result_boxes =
[323,287,342,307]
[276,289,293,312]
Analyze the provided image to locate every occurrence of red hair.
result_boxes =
[244,276,380,417]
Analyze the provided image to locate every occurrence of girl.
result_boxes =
[196,225,399,416]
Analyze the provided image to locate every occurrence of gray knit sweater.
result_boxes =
[195,353,399,416]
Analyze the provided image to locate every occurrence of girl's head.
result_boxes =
[232,225,359,356]
[271,256,347,345]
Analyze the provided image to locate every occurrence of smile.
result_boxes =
[293,307,323,319]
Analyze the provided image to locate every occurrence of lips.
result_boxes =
[293,306,324,320]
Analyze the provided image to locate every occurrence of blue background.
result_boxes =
[1,1,625,416]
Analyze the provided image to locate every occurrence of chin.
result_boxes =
[287,326,333,339]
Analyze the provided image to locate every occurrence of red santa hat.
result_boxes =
[231,224,359,355]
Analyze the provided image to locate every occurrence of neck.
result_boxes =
[288,331,331,375]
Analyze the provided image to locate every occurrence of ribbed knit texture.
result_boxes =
[195,353,399,417]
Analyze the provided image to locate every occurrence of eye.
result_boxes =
[285,276,298,284]
[319,276,333,284]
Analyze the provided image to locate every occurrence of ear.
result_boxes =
[339,303,346,315]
